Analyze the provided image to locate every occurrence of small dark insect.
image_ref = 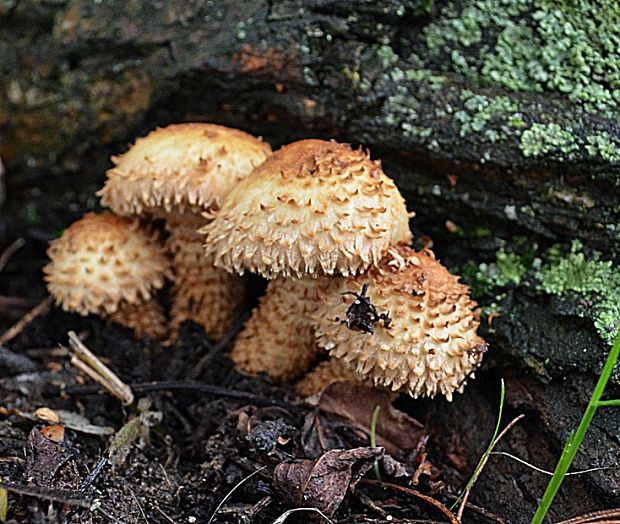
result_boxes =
[336,283,391,334]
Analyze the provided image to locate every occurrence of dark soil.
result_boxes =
[0,231,614,524]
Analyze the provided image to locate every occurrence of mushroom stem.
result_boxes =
[107,297,168,339]
[166,213,244,340]
[295,358,364,397]
[230,276,329,382]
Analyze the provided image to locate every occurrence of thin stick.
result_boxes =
[53,380,299,410]
[189,312,249,379]
[0,296,53,346]
[457,414,525,521]
[360,479,459,524]
[208,466,267,524]
[68,331,134,405]
[556,508,620,524]
[0,238,25,273]
[489,451,616,476]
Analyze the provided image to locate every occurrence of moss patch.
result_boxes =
[519,123,579,160]
[536,240,620,345]
[464,239,620,346]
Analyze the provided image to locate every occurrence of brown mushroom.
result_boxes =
[313,245,487,400]
[202,139,413,381]
[43,212,169,338]
[98,123,271,340]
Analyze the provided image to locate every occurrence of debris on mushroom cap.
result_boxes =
[98,123,272,216]
[44,212,169,316]
[313,245,488,401]
[295,358,366,397]
[202,139,413,279]
[230,277,326,382]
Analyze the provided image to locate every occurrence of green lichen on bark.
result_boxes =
[465,239,620,346]
[422,0,620,116]
[536,240,620,345]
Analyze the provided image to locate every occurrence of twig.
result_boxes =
[490,451,616,476]
[78,457,108,492]
[0,296,53,346]
[271,507,334,524]
[352,490,391,519]
[53,380,301,411]
[0,295,40,309]
[0,238,25,273]
[154,504,177,523]
[67,331,134,405]
[360,479,459,524]
[445,495,507,524]
[189,312,249,379]
[208,466,267,524]
[556,508,620,524]
[456,414,525,521]
[0,482,93,509]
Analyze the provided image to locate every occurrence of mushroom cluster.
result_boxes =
[201,139,412,382]
[98,123,272,340]
[44,212,169,339]
[44,122,271,341]
[42,123,487,402]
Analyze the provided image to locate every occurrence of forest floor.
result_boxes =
[0,227,607,524]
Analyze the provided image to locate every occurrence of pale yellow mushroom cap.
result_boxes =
[98,123,272,216]
[201,139,413,279]
[313,245,487,401]
[43,213,169,316]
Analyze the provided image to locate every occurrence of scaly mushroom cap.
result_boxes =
[98,123,272,216]
[230,277,325,382]
[202,139,412,278]
[313,246,487,401]
[44,213,169,316]
[295,358,365,397]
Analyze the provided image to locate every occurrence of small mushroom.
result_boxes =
[313,245,488,401]
[43,212,169,338]
[98,123,271,340]
[202,139,413,381]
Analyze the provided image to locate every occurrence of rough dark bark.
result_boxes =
[2,0,619,250]
[2,0,620,521]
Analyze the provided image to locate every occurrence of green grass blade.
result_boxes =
[450,379,505,511]
[531,326,620,524]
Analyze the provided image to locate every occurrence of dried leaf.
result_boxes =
[55,410,114,436]
[26,427,79,489]
[379,454,410,478]
[0,407,112,435]
[273,447,383,517]
[39,425,65,443]
[308,382,424,455]
[107,407,161,469]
